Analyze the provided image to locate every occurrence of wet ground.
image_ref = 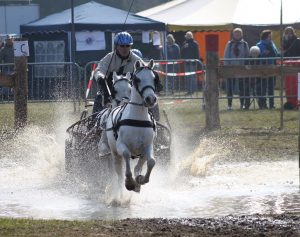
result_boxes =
[0,125,299,236]
[85,215,300,236]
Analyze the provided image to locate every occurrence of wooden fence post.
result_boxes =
[204,34,220,130]
[14,56,28,128]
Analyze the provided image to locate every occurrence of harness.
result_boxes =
[105,103,156,140]
[105,66,157,140]
[112,77,132,104]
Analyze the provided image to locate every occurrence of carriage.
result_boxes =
[65,105,172,183]
[65,66,172,188]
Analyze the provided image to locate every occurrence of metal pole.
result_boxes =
[279,0,284,129]
[298,72,300,189]
[71,0,75,63]
[71,0,76,111]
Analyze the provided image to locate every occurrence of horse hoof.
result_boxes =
[135,175,144,184]
[134,185,141,193]
[125,183,135,191]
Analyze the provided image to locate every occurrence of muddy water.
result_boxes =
[0,126,299,220]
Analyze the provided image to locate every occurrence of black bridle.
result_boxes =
[131,66,158,100]
[112,77,132,105]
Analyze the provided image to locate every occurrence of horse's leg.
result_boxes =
[136,148,155,185]
[113,152,124,195]
[117,143,140,192]
[134,156,146,178]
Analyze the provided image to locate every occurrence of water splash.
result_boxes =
[0,104,299,220]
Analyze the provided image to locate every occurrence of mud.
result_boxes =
[95,214,300,236]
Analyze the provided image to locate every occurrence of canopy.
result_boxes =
[138,0,300,31]
[21,1,165,34]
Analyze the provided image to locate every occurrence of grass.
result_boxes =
[0,99,299,236]
[0,218,114,237]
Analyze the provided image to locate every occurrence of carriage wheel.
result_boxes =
[155,124,172,166]
[65,139,76,174]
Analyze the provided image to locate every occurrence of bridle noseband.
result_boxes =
[132,66,156,99]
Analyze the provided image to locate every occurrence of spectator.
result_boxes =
[248,46,265,109]
[0,35,14,99]
[167,34,180,60]
[181,31,201,95]
[282,26,300,57]
[223,28,250,110]
[166,34,180,94]
[256,29,279,109]
[282,26,300,109]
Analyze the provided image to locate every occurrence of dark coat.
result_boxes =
[282,35,300,57]
[0,45,14,64]
[167,43,180,60]
[181,39,200,60]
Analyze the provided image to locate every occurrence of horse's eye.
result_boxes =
[114,89,117,94]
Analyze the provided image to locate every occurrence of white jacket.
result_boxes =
[94,51,142,81]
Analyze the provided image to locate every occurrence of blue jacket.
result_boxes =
[256,40,279,64]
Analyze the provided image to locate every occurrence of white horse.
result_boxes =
[96,72,132,155]
[105,59,158,193]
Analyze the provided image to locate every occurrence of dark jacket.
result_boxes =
[282,35,300,57]
[167,43,180,60]
[181,39,200,60]
[0,45,14,64]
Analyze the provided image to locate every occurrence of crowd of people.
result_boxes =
[2,26,300,109]
[165,26,300,110]
[166,31,202,95]
[223,26,300,110]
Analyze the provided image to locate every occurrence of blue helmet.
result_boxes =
[131,48,143,58]
[114,32,133,45]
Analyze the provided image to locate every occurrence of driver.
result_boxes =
[93,32,143,114]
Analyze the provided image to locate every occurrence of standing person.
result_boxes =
[181,31,200,95]
[256,29,279,109]
[166,34,180,94]
[282,26,300,109]
[167,34,180,60]
[247,46,264,108]
[223,28,250,110]
[282,26,300,57]
[0,35,14,99]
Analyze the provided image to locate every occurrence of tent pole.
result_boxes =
[70,0,77,112]
[71,0,75,63]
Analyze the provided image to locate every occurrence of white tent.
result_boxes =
[138,0,300,31]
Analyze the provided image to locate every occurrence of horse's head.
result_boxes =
[132,59,158,108]
[112,72,132,106]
